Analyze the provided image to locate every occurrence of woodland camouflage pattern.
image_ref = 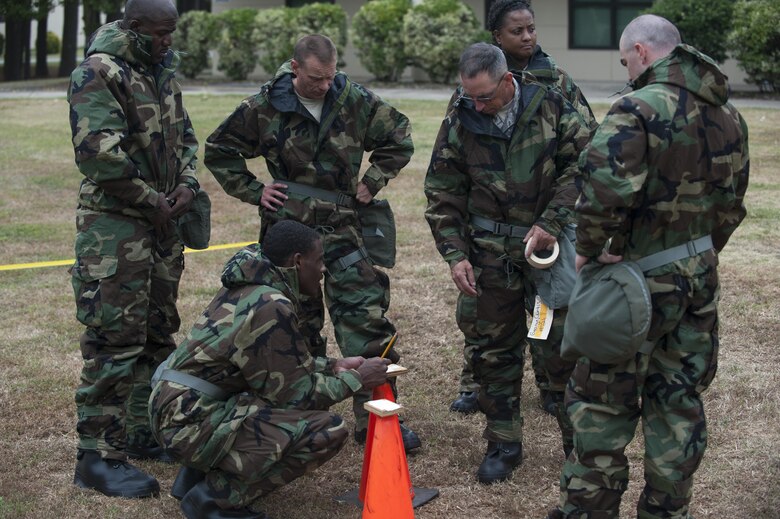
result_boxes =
[425,74,590,444]
[457,44,599,402]
[68,20,198,458]
[509,45,598,132]
[204,61,412,430]
[556,45,749,519]
[150,244,364,510]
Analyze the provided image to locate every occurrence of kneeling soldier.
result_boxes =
[149,220,389,518]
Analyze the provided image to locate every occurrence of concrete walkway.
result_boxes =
[1,79,777,109]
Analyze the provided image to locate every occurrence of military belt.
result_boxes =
[282,181,356,209]
[159,369,229,401]
[471,215,530,238]
[330,246,369,272]
[635,235,713,272]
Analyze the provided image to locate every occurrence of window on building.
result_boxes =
[569,0,652,49]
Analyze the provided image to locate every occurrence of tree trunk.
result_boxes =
[35,12,49,78]
[59,0,80,77]
[83,2,102,46]
[3,18,24,81]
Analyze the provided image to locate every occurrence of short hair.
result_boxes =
[459,42,508,82]
[620,14,681,55]
[262,220,320,267]
[293,34,337,66]
[487,0,534,38]
[123,0,177,24]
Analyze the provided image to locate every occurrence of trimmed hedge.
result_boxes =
[176,10,219,79]
[216,8,259,81]
[729,0,780,91]
[352,0,411,81]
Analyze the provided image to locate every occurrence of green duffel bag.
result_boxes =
[176,189,212,250]
[562,260,653,364]
[358,199,396,268]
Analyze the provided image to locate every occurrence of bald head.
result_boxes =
[123,0,178,25]
[122,0,178,64]
[620,14,680,56]
[618,15,681,81]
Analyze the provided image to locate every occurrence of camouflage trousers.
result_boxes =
[557,261,720,519]
[263,216,396,432]
[457,247,575,446]
[70,210,182,459]
[161,396,349,510]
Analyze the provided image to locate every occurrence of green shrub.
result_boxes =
[294,3,348,66]
[644,0,733,63]
[729,0,780,91]
[352,0,411,81]
[46,31,60,55]
[254,3,348,75]
[254,7,298,75]
[402,0,483,83]
[176,10,219,79]
[216,8,259,81]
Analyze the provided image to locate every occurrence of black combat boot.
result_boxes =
[171,465,207,500]
[449,391,479,414]
[74,449,160,498]
[539,389,557,416]
[476,441,523,484]
[181,480,267,519]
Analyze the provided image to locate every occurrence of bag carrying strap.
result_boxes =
[282,181,356,209]
[159,369,229,401]
[635,235,713,272]
[471,215,530,238]
[330,246,369,272]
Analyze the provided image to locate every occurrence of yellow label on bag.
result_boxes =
[527,295,553,340]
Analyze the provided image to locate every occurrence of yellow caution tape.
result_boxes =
[0,241,256,272]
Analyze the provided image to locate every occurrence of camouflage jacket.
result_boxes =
[425,74,591,266]
[575,44,749,260]
[204,60,413,219]
[68,21,199,218]
[508,45,598,132]
[150,244,363,467]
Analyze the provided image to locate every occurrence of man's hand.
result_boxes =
[575,251,623,273]
[260,182,289,211]
[356,182,374,205]
[147,193,175,238]
[523,225,556,258]
[166,185,195,219]
[355,357,390,389]
[334,356,365,373]
[451,259,478,296]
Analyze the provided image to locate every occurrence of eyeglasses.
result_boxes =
[465,81,502,103]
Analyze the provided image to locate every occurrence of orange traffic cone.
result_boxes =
[361,399,414,519]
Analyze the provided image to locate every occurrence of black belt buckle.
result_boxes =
[494,222,510,236]
[337,192,354,208]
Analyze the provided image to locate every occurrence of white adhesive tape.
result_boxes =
[526,240,559,269]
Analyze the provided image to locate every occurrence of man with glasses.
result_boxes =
[424,42,590,484]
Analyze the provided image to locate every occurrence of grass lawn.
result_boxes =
[0,93,778,519]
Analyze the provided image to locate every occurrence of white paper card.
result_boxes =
[527,295,553,340]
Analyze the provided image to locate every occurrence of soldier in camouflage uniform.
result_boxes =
[549,15,749,519]
[425,43,590,484]
[450,0,598,419]
[204,34,420,451]
[67,0,199,499]
[149,221,390,519]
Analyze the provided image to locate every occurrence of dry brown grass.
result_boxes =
[0,95,778,519]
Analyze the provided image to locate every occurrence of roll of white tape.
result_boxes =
[526,240,559,269]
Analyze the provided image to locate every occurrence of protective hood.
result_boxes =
[86,20,178,70]
[633,44,730,106]
[220,243,300,306]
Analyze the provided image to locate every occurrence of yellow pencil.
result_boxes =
[380,333,398,359]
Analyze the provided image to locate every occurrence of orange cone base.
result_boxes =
[333,487,439,509]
